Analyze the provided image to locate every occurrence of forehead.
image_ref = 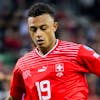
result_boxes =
[28,14,54,26]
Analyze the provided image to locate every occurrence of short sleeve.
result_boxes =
[77,45,100,77]
[10,59,25,100]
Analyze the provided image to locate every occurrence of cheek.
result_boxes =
[29,31,35,38]
[49,29,55,38]
[46,32,54,42]
[29,32,36,42]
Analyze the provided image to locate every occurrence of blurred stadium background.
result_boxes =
[0,0,100,100]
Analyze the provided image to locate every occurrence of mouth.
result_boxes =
[37,39,44,45]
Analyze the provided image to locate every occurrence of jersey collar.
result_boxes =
[35,39,59,58]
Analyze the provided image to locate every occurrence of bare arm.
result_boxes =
[5,96,18,100]
[5,96,13,100]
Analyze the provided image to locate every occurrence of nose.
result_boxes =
[35,28,42,38]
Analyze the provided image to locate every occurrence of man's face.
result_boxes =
[28,14,58,49]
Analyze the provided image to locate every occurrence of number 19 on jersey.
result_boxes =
[35,80,51,100]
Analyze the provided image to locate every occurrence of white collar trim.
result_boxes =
[35,39,59,58]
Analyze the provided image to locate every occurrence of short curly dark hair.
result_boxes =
[28,2,55,19]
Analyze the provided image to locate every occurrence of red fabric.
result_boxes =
[77,45,100,77]
[10,39,100,100]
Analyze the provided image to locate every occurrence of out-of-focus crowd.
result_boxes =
[0,0,100,100]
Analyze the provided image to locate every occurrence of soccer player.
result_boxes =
[6,2,100,100]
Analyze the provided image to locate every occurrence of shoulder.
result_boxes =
[59,39,81,49]
[22,49,36,59]
[14,49,36,70]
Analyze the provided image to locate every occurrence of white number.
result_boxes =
[35,80,51,100]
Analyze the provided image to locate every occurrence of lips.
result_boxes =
[37,39,44,44]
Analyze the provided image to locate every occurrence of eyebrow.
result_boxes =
[30,26,37,28]
[30,24,48,28]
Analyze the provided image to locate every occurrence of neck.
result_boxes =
[38,39,57,55]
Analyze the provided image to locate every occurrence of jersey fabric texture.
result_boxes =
[10,39,100,100]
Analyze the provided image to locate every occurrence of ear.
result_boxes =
[53,22,58,32]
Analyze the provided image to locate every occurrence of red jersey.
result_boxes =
[10,39,100,100]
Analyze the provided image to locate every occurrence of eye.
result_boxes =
[40,25,48,31]
[30,26,37,32]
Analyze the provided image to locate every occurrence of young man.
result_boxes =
[6,2,100,100]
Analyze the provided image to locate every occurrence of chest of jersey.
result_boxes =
[22,53,76,83]
[22,53,87,100]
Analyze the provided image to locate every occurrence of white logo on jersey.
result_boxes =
[93,53,100,58]
[55,64,64,77]
[38,66,47,72]
[84,45,100,59]
[23,70,32,79]
[83,45,93,51]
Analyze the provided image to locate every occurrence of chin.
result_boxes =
[38,44,45,48]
